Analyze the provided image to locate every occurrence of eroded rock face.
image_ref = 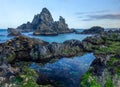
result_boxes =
[33,8,54,30]
[52,16,72,34]
[16,7,73,35]
[7,28,21,36]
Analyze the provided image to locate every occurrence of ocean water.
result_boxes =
[30,53,95,87]
[0,29,91,43]
[0,29,13,43]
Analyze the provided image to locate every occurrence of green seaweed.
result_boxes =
[80,71,102,87]
[105,76,114,87]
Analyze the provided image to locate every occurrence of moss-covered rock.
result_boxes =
[6,51,16,63]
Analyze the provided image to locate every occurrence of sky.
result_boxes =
[0,0,120,29]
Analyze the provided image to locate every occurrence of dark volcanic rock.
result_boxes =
[81,26,104,34]
[16,7,73,35]
[7,28,21,36]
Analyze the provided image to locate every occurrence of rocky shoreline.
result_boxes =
[0,28,120,86]
[80,30,120,87]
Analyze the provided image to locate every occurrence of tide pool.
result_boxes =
[30,53,95,87]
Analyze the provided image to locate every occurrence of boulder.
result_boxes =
[0,36,49,63]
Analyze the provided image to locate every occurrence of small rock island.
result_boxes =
[15,8,73,36]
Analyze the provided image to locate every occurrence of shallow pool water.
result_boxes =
[30,53,95,87]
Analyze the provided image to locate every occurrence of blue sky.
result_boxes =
[0,0,120,29]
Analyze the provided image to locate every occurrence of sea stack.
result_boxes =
[16,7,73,35]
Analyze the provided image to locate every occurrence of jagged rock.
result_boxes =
[52,16,72,34]
[16,7,73,35]
[33,9,72,35]
[32,8,54,30]
[0,63,20,84]
[17,22,35,32]
[81,26,104,34]
[7,28,21,36]
[0,36,49,63]
[0,36,85,63]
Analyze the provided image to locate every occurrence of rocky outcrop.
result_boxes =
[0,36,49,63]
[16,8,73,35]
[0,36,85,63]
[32,8,54,30]
[7,28,21,36]
[52,16,72,34]
[81,26,104,34]
[80,32,120,87]
[17,22,35,32]
[4,30,120,62]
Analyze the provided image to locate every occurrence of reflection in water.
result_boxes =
[30,53,95,87]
